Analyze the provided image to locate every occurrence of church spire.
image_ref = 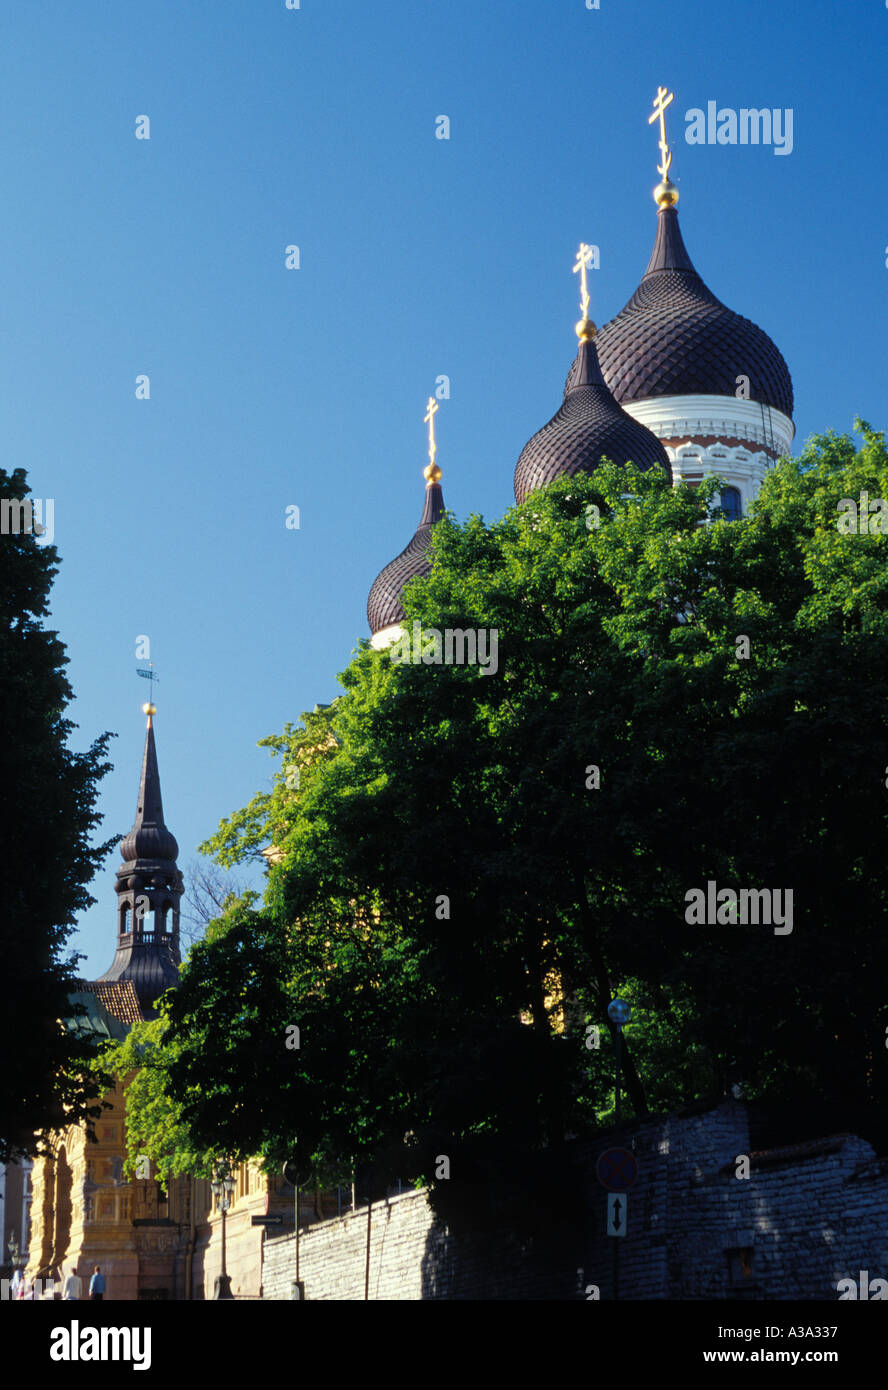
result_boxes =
[98,704,183,1018]
[119,702,178,865]
[640,86,698,279]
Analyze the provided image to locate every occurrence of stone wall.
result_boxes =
[262,1187,580,1301]
[572,1101,888,1299]
[262,1101,888,1301]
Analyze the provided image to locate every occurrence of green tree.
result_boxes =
[0,468,116,1159]
[127,424,888,1195]
[100,1014,222,1184]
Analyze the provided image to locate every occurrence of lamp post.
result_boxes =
[210,1164,236,1300]
[607,997,632,1128]
[282,1146,305,1300]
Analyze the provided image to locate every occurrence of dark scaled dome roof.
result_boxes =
[367,474,445,634]
[514,333,671,504]
[578,205,793,417]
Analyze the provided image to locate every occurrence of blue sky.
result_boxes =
[3,0,884,977]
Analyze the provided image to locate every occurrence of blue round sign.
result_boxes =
[596,1147,638,1192]
[608,998,632,1026]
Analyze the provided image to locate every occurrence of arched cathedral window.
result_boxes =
[719,487,742,521]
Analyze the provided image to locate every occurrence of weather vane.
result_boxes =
[424,396,440,474]
[573,243,595,320]
[648,85,675,182]
[136,661,159,715]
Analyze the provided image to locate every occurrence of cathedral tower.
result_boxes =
[98,703,182,1018]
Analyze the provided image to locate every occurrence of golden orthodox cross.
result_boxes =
[648,85,675,181]
[572,243,595,319]
[424,396,439,470]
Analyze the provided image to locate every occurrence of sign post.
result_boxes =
[282,1154,304,1299]
[604,999,633,1299]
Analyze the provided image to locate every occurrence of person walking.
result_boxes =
[64,1267,83,1301]
[89,1265,105,1301]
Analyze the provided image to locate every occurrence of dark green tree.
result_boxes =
[0,468,116,1159]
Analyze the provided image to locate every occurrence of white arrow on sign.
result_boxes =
[607,1192,628,1238]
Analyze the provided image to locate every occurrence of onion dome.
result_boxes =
[586,188,793,416]
[367,466,445,636]
[514,315,671,505]
[368,396,447,643]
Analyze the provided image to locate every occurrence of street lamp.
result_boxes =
[210,1164,236,1300]
[607,998,632,1128]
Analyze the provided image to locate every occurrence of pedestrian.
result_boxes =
[64,1266,83,1301]
[10,1267,23,1299]
[89,1265,105,1301]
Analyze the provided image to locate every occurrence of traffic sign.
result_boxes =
[282,1154,312,1187]
[596,1147,638,1192]
[251,1215,285,1226]
[606,1193,628,1238]
[607,998,632,1027]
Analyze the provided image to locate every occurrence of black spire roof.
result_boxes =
[582,205,793,416]
[97,711,182,1018]
[119,717,179,866]
[367,473,446,635]
[514,332,671,505]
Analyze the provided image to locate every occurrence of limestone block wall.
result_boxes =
[567,1103,887,1300]
[576,1101,751,1299]
[262,1102,888,1301]
[262,1187,579,1301]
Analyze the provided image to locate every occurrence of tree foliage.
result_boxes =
[123,424,888,1191]
[0,468,116,1159]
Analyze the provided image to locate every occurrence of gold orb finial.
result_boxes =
[142,702,157,717]
[654,178,679,209]
[424,462,442,484]
[575,317,597,342]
